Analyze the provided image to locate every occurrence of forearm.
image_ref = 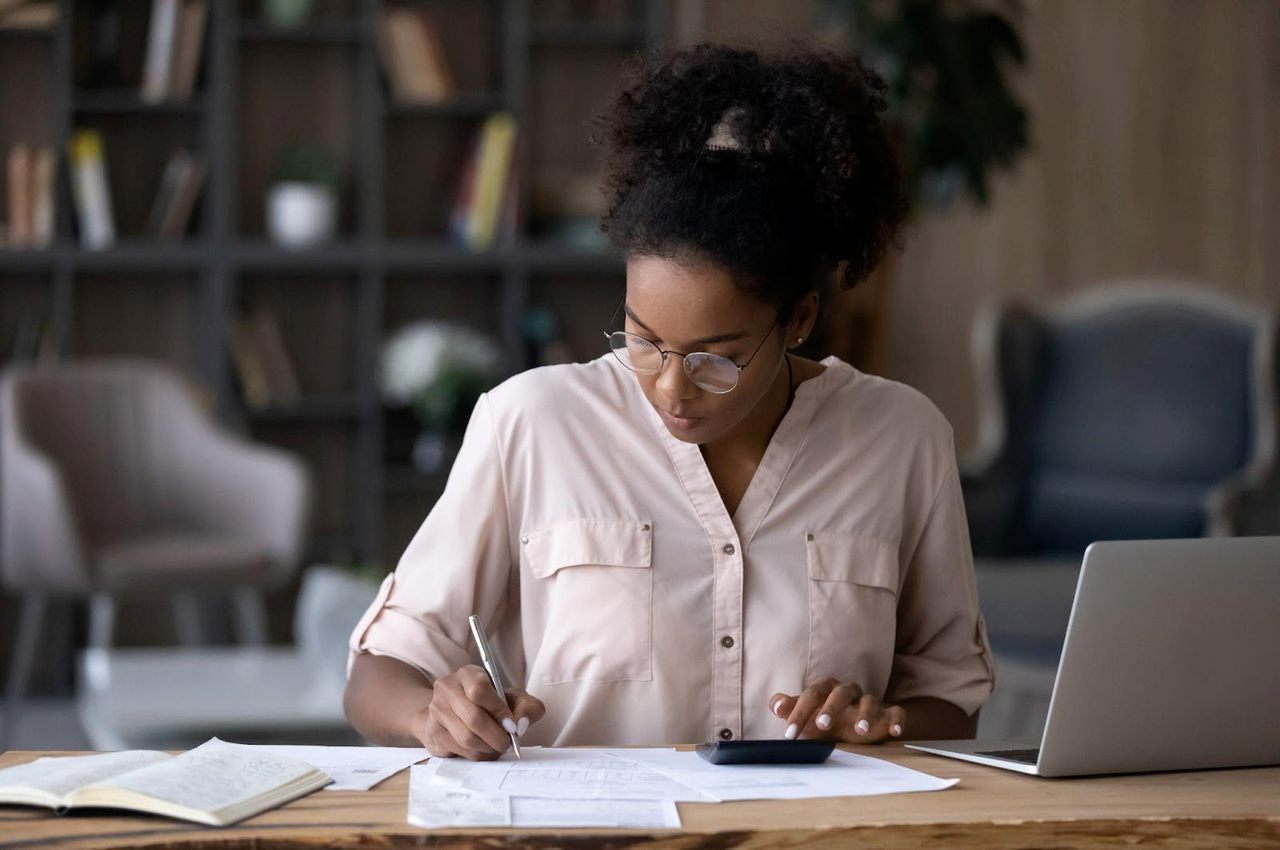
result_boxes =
[344,652,436,746]
[897,697,979,740]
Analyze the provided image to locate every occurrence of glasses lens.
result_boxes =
[684,353,739,393]
[609,332,663,374]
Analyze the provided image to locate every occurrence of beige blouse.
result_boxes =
[348,355,997,746]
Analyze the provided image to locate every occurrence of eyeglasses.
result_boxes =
[603,303,779,394]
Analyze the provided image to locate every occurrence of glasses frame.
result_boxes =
[602,299,780,394]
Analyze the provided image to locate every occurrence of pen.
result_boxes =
[467,614,521,759]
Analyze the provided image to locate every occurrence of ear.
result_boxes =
[787,291,821,348]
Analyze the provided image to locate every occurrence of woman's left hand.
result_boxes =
[769,677,906,744]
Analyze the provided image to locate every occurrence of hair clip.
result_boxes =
[704,106,749,153]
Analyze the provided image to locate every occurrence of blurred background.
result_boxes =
[0,0,1276,752]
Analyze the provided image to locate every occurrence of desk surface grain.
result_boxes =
[1,745,1277,849]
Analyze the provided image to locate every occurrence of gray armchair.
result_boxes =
[963,283,1278,688]
[1,358,311,747]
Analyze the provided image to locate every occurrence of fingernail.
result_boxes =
[855,719,870,735]
[773,699,784,716]
[502,718,518,735]
[816,713,831,729]
[516,717,529,737]
[891,724,902,736]
[784,723,798,740]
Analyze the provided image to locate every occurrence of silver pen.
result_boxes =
[468,614,521,759]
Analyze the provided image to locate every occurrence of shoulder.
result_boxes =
[823,362,954,450]
[484,355,634,428]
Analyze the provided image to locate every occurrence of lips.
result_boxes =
[658,407,703,431]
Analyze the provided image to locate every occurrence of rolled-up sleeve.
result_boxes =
[885,458,998,715]
[347,393,515,681]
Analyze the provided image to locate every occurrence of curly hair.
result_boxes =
[594,42,908,317]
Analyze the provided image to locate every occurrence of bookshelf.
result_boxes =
[0,0,670,573]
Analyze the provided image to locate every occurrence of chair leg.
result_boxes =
[171,592,207,646]
[231,587,269,646]
[87,593,116,649]
[2,592,48,751]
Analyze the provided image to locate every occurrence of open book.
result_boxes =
[0,738,331,827]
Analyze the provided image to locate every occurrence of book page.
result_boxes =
[75,738,324,815]
[0,751,170,802]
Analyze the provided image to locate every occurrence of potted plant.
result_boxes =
[266,144,339,248]
[261,0,316,29]
[379,320,504,474]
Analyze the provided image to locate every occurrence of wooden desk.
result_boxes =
[2,745,1277,849]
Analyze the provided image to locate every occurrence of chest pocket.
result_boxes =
[524,518,653,684]
[805,532,900,687]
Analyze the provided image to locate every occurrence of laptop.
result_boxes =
[906,536,1280,777]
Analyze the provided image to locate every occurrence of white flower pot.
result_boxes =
[267,182,337,248]
[294,565,382,684]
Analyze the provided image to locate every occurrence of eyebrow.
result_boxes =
[624,304,749,346]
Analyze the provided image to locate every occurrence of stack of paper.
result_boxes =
[406,746,960,829]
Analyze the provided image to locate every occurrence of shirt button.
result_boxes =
[806,532,815,542]
[641,523,651,531]
[723,543,735,555]
[521,535,529,544]
[720,635,734,649]
[719,728,733,740]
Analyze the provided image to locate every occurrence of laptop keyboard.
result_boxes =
[976,748,1040,764]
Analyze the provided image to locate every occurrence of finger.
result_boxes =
[507,689,546,737]
[457,666,519,737]
[785,677,842,740]
[438,697,509,757]
[849,693,882,738]
[814,682,862,734]
[885,704,907,739]
[768,692,797,720]
[425,704,495,761]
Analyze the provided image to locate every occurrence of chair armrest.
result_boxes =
[0,402,90,592]
[1205,468,1280,537]
[175,431,312,588]
[959,456,1022,558]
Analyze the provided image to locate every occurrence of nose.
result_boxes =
[655,352,699,401]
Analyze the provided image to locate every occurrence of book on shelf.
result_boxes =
[3,144,55,249]
[449,112,518,251]
[68,129,116,249]
[146,149,206,240]
[141,0,181,102]
[5,144,31,248]
[168,0,207,101]
[0,0,57,30]
[376,7,455,104]
[30,145,55,247]
[231,306,302,407]
[141,0,205,103]
[0,738,331,827]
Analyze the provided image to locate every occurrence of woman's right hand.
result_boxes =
[413,664,546,760]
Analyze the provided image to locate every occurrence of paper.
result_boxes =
[605,748,959,801]
[242,744,427,791]
[407,764,681,829]
[430,747,713,802]
[408,765,511,827]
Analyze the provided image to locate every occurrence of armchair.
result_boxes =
[1,358,311,748]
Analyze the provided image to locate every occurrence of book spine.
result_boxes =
[168,0,207,101]
[30,145,56,248]
[141,0,181,103]
[468,113,516,251]
[68,130,116,250]
[6,144,31,248]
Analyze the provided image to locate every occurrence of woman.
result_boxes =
[344,43,996,760]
